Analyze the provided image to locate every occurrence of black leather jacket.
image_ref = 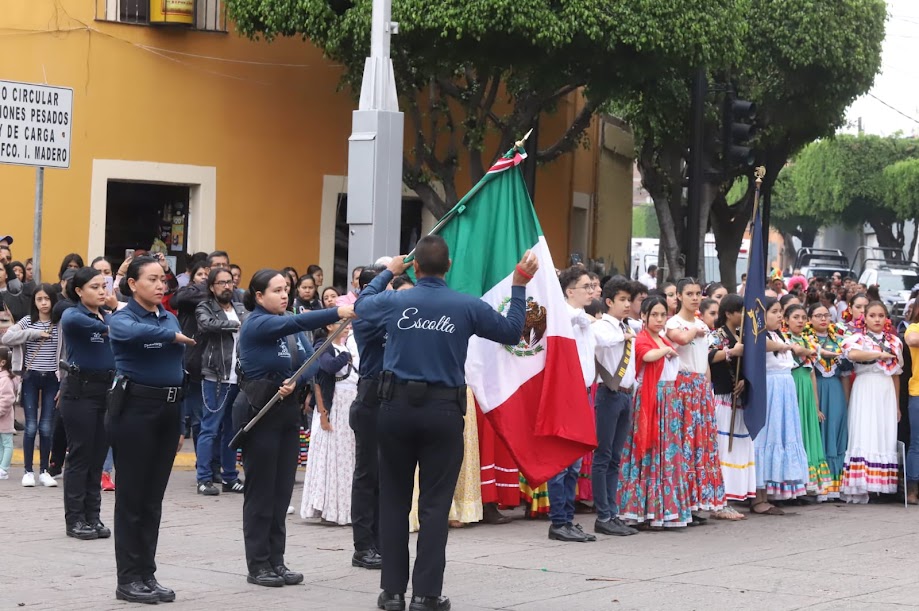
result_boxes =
[195,298,248,382]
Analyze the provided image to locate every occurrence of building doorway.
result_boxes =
[105,181,190,273]
[332,195,423,289]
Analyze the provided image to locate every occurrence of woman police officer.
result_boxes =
[59,267,120,541]
[107,256,195,604]
[236,269,355,587]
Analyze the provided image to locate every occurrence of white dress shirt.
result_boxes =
[567,302,597,387]
[593,313,636,390]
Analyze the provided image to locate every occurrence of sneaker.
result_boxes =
[287,506,294,515]
[22,471,36,487]
[197,481,219,496]
[101,472,115,491]
[222,479,244,493]
[0,468,8,480]
[39,471,58,487]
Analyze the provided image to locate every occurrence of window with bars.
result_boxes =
[96,0,227,32]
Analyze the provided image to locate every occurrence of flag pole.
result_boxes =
[729,166,766,452]
[404,130,534,262]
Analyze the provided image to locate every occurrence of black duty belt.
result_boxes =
[379,371,466,405]
[60,361,115,384]
[127,381,184,403]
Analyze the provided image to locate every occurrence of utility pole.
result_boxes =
[685,67,707,279]
[346,0,404,274]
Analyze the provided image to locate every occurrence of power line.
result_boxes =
[867,92,919,125]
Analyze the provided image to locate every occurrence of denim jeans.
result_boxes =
[196,380,240,483]
[547,457,583,526]
[21,370,60,473]
[0,432,13,471]
[182,379,203,446]
[103,447,114,473]
[592,387,632,522]
[907,396,919,482]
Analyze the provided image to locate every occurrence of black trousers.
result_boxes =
[241,396,300,574]
[350,378,380,552]
[50,405,68,471]
[109,394,180,585]
[378,388,464,597]
[59,379,109,526]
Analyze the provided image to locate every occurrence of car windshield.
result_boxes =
[876,271,919,292]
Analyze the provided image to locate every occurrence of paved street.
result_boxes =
[2,462,919,611]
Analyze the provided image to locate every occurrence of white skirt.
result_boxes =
[714,393,757,501]
[300,383,357,524]
[841,371,899,503]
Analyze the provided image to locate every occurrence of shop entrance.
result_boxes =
[105,181,190,273]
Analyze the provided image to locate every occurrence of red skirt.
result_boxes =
[674,371,725,511]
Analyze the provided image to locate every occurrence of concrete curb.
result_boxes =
[10,448,198,469]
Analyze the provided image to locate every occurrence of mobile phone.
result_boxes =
[124,249,135,260]
[104,276,114,295]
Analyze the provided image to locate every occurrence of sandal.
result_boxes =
[449,520,466,528]
[710,507,746,521]
[751,502,785,516]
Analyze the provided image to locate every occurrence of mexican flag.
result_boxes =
[438,148,597,486]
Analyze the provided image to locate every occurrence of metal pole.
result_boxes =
[33,166,44,285]
[686,67,707,279]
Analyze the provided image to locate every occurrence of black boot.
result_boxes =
[377,591,406,611]
[409,595,451,611]
[273,564,304,585]
[143,577,176,602]
[353,549,383,569]
[247,567,284,587]
[90,521,111,539]
[115,582,159,604]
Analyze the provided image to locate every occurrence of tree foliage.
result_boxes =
[226,0,746,218]
[771,163,821,250]
[793,135,919,250]
[619,0,885,285]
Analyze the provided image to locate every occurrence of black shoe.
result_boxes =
[353,549,383,569]
[273,564,304,585]
[690,512,709,524]
[570,523,597,542]
[115,582,159,604]
[377,591,406,611]
[90,521,111,539]
[66,521,100,540]
[143,577,176,602]
[409,595,451,611]
[247,567,284,587]
[47,464,63,478]
[595,517,638,536]
[212,472,224,485]
[197,481,219,496]
[548,523,588,542]
[222,479,245,493]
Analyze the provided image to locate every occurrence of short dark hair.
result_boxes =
[358,264,386,290]
[352,265,365,277]
[392,274,415,290]
[415,236,450,276]
[630,281,648,300]
[559,266,589,292]
[207,250,230,266]
[230,264,241,273]
[717,294,744,328]
[584,299,604,318]
[306,264,322,276]
[206,267,233,290]
[647,265,658,274]
[601,276,632,303]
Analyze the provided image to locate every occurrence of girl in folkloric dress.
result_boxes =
[618,296,693,529]
[707,295,755,515]
[805,304,849,500]
[665,278,725,522]
[752,298,809,515]
[300,321,358,525]
[840,302,903,504]
[784,304,832,501]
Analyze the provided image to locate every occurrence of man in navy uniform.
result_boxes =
[356,236,538,611]
[350,264,388,570]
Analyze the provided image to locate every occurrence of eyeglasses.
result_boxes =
[811,313,830,319]
[214,280,235,287]
[574,284,597,291]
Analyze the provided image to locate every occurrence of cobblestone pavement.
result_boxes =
[2,464,919,610]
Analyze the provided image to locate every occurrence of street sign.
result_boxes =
[0,79,73,169]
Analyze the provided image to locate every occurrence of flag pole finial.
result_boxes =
[754,165,766,185]
[515,128,534,150]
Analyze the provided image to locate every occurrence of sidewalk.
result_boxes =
[2,467,919,610]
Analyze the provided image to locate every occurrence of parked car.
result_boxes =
[794,248,854,281]
[858,263,919,320]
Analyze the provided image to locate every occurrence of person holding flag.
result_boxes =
[356,239,536,611]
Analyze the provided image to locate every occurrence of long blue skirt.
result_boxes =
[756,370,809,499]
[816,374,847,499]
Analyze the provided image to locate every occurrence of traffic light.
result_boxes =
[722,91,756,170]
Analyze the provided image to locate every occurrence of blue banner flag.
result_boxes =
[742,202,768,439]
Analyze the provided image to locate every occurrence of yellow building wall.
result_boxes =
[0,0,580,281]
[594,118,635,276]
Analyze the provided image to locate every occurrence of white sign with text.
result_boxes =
[0,79,73,169]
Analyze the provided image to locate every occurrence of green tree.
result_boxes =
[226,0,746,219]
[770,163,823,266]
[883,157,919,259]
[620,0,885,286]
[632,204,660,239]
[794,135,919,251]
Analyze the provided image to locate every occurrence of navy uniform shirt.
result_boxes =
[60,303,116,372]
[355,270,526,387]
[237,306,341,385]
[352,315,386,380]
[109,299,185,387]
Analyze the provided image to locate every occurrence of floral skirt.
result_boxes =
[618,381,692,527]
[674,371,725,511]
